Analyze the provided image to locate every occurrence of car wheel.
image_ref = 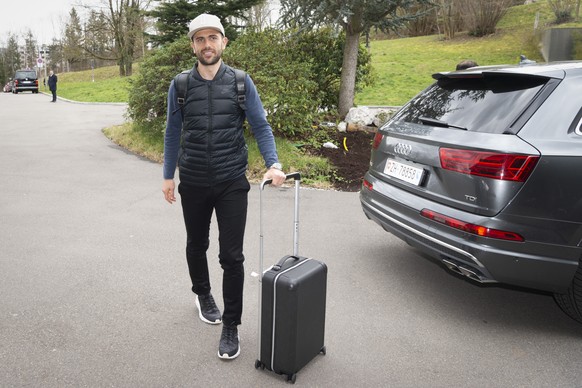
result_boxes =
[554,260,582,323]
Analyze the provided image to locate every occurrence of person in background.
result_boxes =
[47,70,57,102]
[161,13,286,360]
[456,60,479,70]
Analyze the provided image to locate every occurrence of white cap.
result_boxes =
[187,14,225,39]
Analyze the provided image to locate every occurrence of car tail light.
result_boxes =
[439,148,539,182]
[372,133,383,150]
[420,209,524,242]
[363,179,373,191]
[14,80,18,86]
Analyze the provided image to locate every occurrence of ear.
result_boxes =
[222,36,229,48]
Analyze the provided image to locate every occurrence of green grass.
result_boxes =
[103,122,164,163]
[56,65,136,102]
[356,2,581,106]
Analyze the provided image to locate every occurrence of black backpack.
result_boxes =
[173,68,247,115]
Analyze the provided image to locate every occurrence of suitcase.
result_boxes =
[255,172,327,384]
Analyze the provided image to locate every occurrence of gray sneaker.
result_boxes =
[218,324,240,360]
[195,293,221,325]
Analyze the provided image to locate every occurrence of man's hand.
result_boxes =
[264,167,286,187]
[162,179,176,204]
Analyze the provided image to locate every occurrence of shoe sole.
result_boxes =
[218,335,240,360]
[195,297,222,325]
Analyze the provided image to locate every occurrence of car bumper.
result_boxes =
[360,174,580,294]
[15,86,38,91]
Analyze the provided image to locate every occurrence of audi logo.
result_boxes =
[394,143,413,156]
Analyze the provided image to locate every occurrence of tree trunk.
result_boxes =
[338,30,360,118]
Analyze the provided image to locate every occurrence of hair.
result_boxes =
[456,60,479,70]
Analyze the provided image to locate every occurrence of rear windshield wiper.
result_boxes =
[419,116,467,131]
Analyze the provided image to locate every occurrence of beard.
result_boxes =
[196,49,222,66]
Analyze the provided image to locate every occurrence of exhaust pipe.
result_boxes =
[442,259,464,275]
[442,258,495,284]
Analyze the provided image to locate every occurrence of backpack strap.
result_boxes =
[174,70,190,108]
[173,68,246,114]
[234,68,247,111]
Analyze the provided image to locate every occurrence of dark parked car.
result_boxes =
[360,62,582,323]
[12,69,38,94]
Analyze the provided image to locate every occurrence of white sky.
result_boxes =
[1,0,102,46]
[1,0,282,47]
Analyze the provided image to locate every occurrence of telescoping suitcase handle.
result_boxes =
[257,172,301,366]
[259,172,301,273]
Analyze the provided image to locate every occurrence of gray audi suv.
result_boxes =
[360,62,582,323]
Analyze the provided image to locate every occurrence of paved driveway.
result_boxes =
[1,92,582,387]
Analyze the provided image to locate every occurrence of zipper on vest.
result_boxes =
[207,83,213,184]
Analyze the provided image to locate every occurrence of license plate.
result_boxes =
[23,81,31,84]
[384,159,425,186]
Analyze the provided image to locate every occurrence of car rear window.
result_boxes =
[392,74,548,134]
[16,71,37,79]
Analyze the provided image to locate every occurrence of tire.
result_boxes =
[554,260,582,324]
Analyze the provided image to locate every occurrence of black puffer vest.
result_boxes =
[178,63,247,186]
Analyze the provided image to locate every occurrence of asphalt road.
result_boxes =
[1,92,582,387]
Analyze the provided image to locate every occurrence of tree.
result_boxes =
[104,0,144,76]
[4,34,22,74]
[63,8,85,71]
[47,38,65,73]
[147,0,264,46]
[84,10,112,66]
[279,0,432,118]
[246,1,275,30]
[16,30,39,70]
[437,0,460,39]
[80,0,147,76]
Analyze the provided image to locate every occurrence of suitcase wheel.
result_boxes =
[285,373,297,384]
[320,346,327,355]
[254,360,265,370]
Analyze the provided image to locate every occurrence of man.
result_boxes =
[47,70,57,102]
[161,13,286,360]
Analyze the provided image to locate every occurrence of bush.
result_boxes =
[127,28,372,141]
[460,0,512,37]
[225,28,321,139]
[548,0,576,24]
[226,28,372,139]
[127,37,194,136]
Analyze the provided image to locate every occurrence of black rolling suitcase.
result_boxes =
[255,173,327,384]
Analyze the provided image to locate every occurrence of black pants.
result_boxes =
[50,89,56,101]
[178,175,250,326]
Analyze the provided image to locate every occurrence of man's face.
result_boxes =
[191,28,228,66]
